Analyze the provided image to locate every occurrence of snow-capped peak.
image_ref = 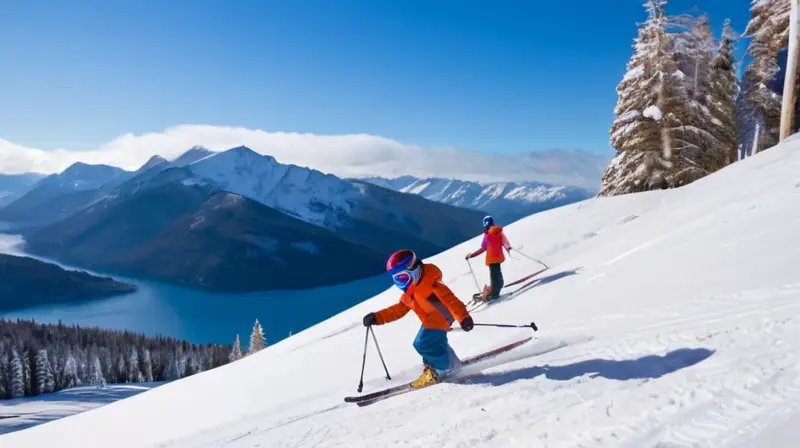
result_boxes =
[43,162,128,191]
[361,175,593,224]
[135,156,169,174]
[187,146,361,227]
[171,146,216,167]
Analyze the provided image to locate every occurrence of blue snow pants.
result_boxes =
[413,325,452,371]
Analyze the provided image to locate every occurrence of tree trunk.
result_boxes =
[780,0,800,141]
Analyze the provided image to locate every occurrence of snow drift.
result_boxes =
[5,136,800,447]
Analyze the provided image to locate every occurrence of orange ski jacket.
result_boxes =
[374,263,470,331]
[469,225,511,266]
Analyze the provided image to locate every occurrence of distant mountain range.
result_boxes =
[360,176,594,224]
[0,147,214,228]
[0,173,46,208]
[3,146,485,292]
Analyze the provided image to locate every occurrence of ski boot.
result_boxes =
[480,285,493,302]
[411,366,441,388]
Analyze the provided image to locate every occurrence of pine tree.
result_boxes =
[248,320,266,355]
[142,349,154,382]
[739,0,792,156]
[601,0,688,195]
[63,354,79,389]
[746,0,791,48]
[35,349,55,394]
[10,349,25,398]
[117,354,126,383]
[707,20,741,165]
[229,334,243,362]
[90,355,106,388]
[0,348,9,399]
[21,350,33,396]
[666,12,727,178]
[128,346,141,383]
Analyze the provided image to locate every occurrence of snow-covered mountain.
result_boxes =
[25,146,485,291]
[0,163,130,226]
[0,173,45,208]
[9,134,800,447]
[361,175,594,224]
[188,146,365,229]
[0,149,212,228]
[170,146,214,167]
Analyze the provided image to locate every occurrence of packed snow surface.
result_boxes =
[5,137,800,447]
[0,383,162,435]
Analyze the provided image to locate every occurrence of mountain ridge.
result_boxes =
[359,175,594,224]
[22,146,486,291]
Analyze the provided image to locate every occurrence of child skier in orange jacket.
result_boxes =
[466,215,512,301]
[363,249,474,388]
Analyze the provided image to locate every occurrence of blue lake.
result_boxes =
[0,234,390,346]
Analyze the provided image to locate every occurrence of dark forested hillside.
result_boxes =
[0,319,231,399]
[0,254,138,312]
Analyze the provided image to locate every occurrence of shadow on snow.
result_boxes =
[483,268,582,308]
[460,347,715,387]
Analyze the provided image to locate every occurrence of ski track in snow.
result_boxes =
[5,134,800,447]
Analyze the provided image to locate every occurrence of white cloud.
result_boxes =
[0,125,610,190]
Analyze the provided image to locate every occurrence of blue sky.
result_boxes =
[0,0,751,156]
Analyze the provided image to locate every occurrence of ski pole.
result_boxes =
[357,326,369,392]
[474,322,538,331]
[512,249,549,269]
[369,326,391,381]
[466,258,481,292]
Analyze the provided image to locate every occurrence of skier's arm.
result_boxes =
[432,281,470,324]
[374,301,411,325]
[467,235,488,258]
[502,233,512,253]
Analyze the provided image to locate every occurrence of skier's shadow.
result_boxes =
[521,268,582,290]
[460,347,715,386]
[486,268,582,307]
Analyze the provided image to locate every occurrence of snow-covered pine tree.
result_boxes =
[747,0,791,48]
[0,347,8,399]
[739,0,792,156]
[600,0,688,195]
[142,348,154,382]
[10,349,25,398]
[163,353,181,381]
[90,355,106,388]
[35,349,55,394]
[128,346,141,383]
[229,334,243,362]
[63,354,79,389]
[707,20,741,165]
[248,319,266,355]
[117,353,127,383]
[665,12,730,179]
[21,349,33,396]
[672,13,715,101]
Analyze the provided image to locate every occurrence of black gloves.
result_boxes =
[461,316,474,332]
[363,312,377,327]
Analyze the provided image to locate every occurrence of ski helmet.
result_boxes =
[386,249,421,291]
[483,215,494,229]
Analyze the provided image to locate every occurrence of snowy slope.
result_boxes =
[361,176,594,224]
[0,383,163,435]
[6,136,800,447]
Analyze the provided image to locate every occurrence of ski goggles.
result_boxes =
[390,266,420,290]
